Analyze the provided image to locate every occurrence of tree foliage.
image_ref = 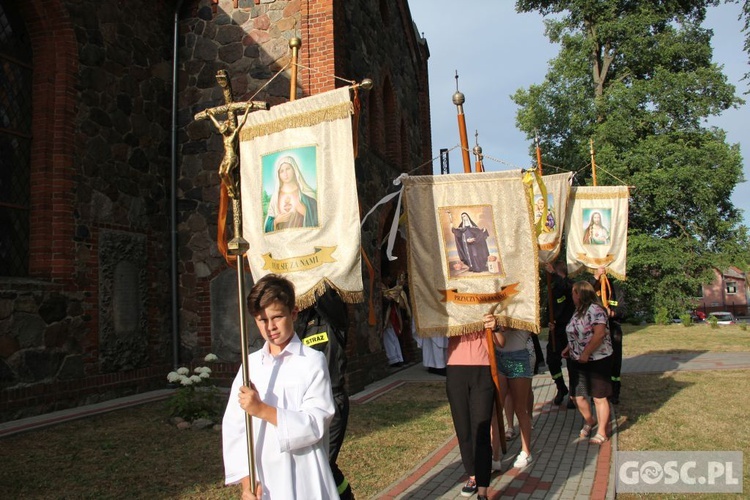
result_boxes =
[737,0,750,91]
[514,0,747,316]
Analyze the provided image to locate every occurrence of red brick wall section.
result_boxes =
[19,0,78,284]
[0,364,172,421]
[300,0,336,95]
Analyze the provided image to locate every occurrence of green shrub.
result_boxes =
[679,313,693,327]
[740,321,748,331]
[167,383,223,422]
[166,354,223,422]
[654,307,671,325]
[707,315,719,329]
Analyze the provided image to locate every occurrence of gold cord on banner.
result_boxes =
[599,273,612,313]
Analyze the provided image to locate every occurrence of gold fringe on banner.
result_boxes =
[416,316,540,339]
[572,190,630,201]
[295,278,364,311]
[239,101,354,141]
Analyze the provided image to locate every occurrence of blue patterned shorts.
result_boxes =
[497,349,532,379]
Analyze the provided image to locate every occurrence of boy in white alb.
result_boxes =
[222,274,340,499]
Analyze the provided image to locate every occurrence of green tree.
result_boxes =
[514,0,746,317]
[737,0,750,90]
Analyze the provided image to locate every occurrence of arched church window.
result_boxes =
[0,1,32,277]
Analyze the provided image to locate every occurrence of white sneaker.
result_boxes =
[492,459,502,472]
[513,450,532,468]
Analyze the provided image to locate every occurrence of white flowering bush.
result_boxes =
[166,353,223,422]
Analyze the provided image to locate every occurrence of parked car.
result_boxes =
[707,312,737,325]
[673,311,706,323]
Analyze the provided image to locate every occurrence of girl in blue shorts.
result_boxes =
[485,313,534,470]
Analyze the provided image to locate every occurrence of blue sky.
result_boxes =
[409,0,749,226]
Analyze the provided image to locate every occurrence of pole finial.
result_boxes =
[452,71,465,105]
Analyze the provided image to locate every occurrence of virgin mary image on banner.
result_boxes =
[439,206,503,278]
[262,147,319,233]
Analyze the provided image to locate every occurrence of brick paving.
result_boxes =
[365,349,750,499]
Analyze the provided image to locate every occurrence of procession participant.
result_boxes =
[222,274,339,499]
[562,281,613,445]
[485,316,534,470]
[446,328,496,499]
[590,266,626,404]
[296,286,353,499]
[545,260,576,407]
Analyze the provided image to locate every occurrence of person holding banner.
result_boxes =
[562,281,613,445]
[222,274,339,499]
[446,329,496,499]
[484,318,534,470]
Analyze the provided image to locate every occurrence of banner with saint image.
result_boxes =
[564,185,629,279]
[534,172,573,264]
[403,171,540,337]
[239,87,363,308]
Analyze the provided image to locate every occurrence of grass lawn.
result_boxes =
[615,370,749,500]
[0,323,748,499]
[621,322,750,356]
[0,382,453,499]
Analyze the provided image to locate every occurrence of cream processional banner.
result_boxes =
[239,87,363,308]
[403,170,540,338]
[532,172,573,264]
[565,185,629,280]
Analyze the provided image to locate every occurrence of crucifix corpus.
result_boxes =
[193,69,269,492]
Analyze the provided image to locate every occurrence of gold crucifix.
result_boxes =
[192,70,268,493]
[194,70,268,199]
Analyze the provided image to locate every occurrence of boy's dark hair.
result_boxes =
[247,274,296,315]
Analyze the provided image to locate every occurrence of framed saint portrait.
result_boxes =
[438,205,504,279]
[534,193,556,233]
[261,146,319,233]
[581,208,612,245]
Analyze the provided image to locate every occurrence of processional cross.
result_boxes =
[193,69,269,491]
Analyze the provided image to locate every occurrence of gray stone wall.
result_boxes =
[65,0,174,367]
[0,285,87,388]
[0,0,175,420]
[175,0,429,391]
[176,0,299,360]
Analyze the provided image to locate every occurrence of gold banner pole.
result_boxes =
[289,37,301,102]
[194,70,269,492]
